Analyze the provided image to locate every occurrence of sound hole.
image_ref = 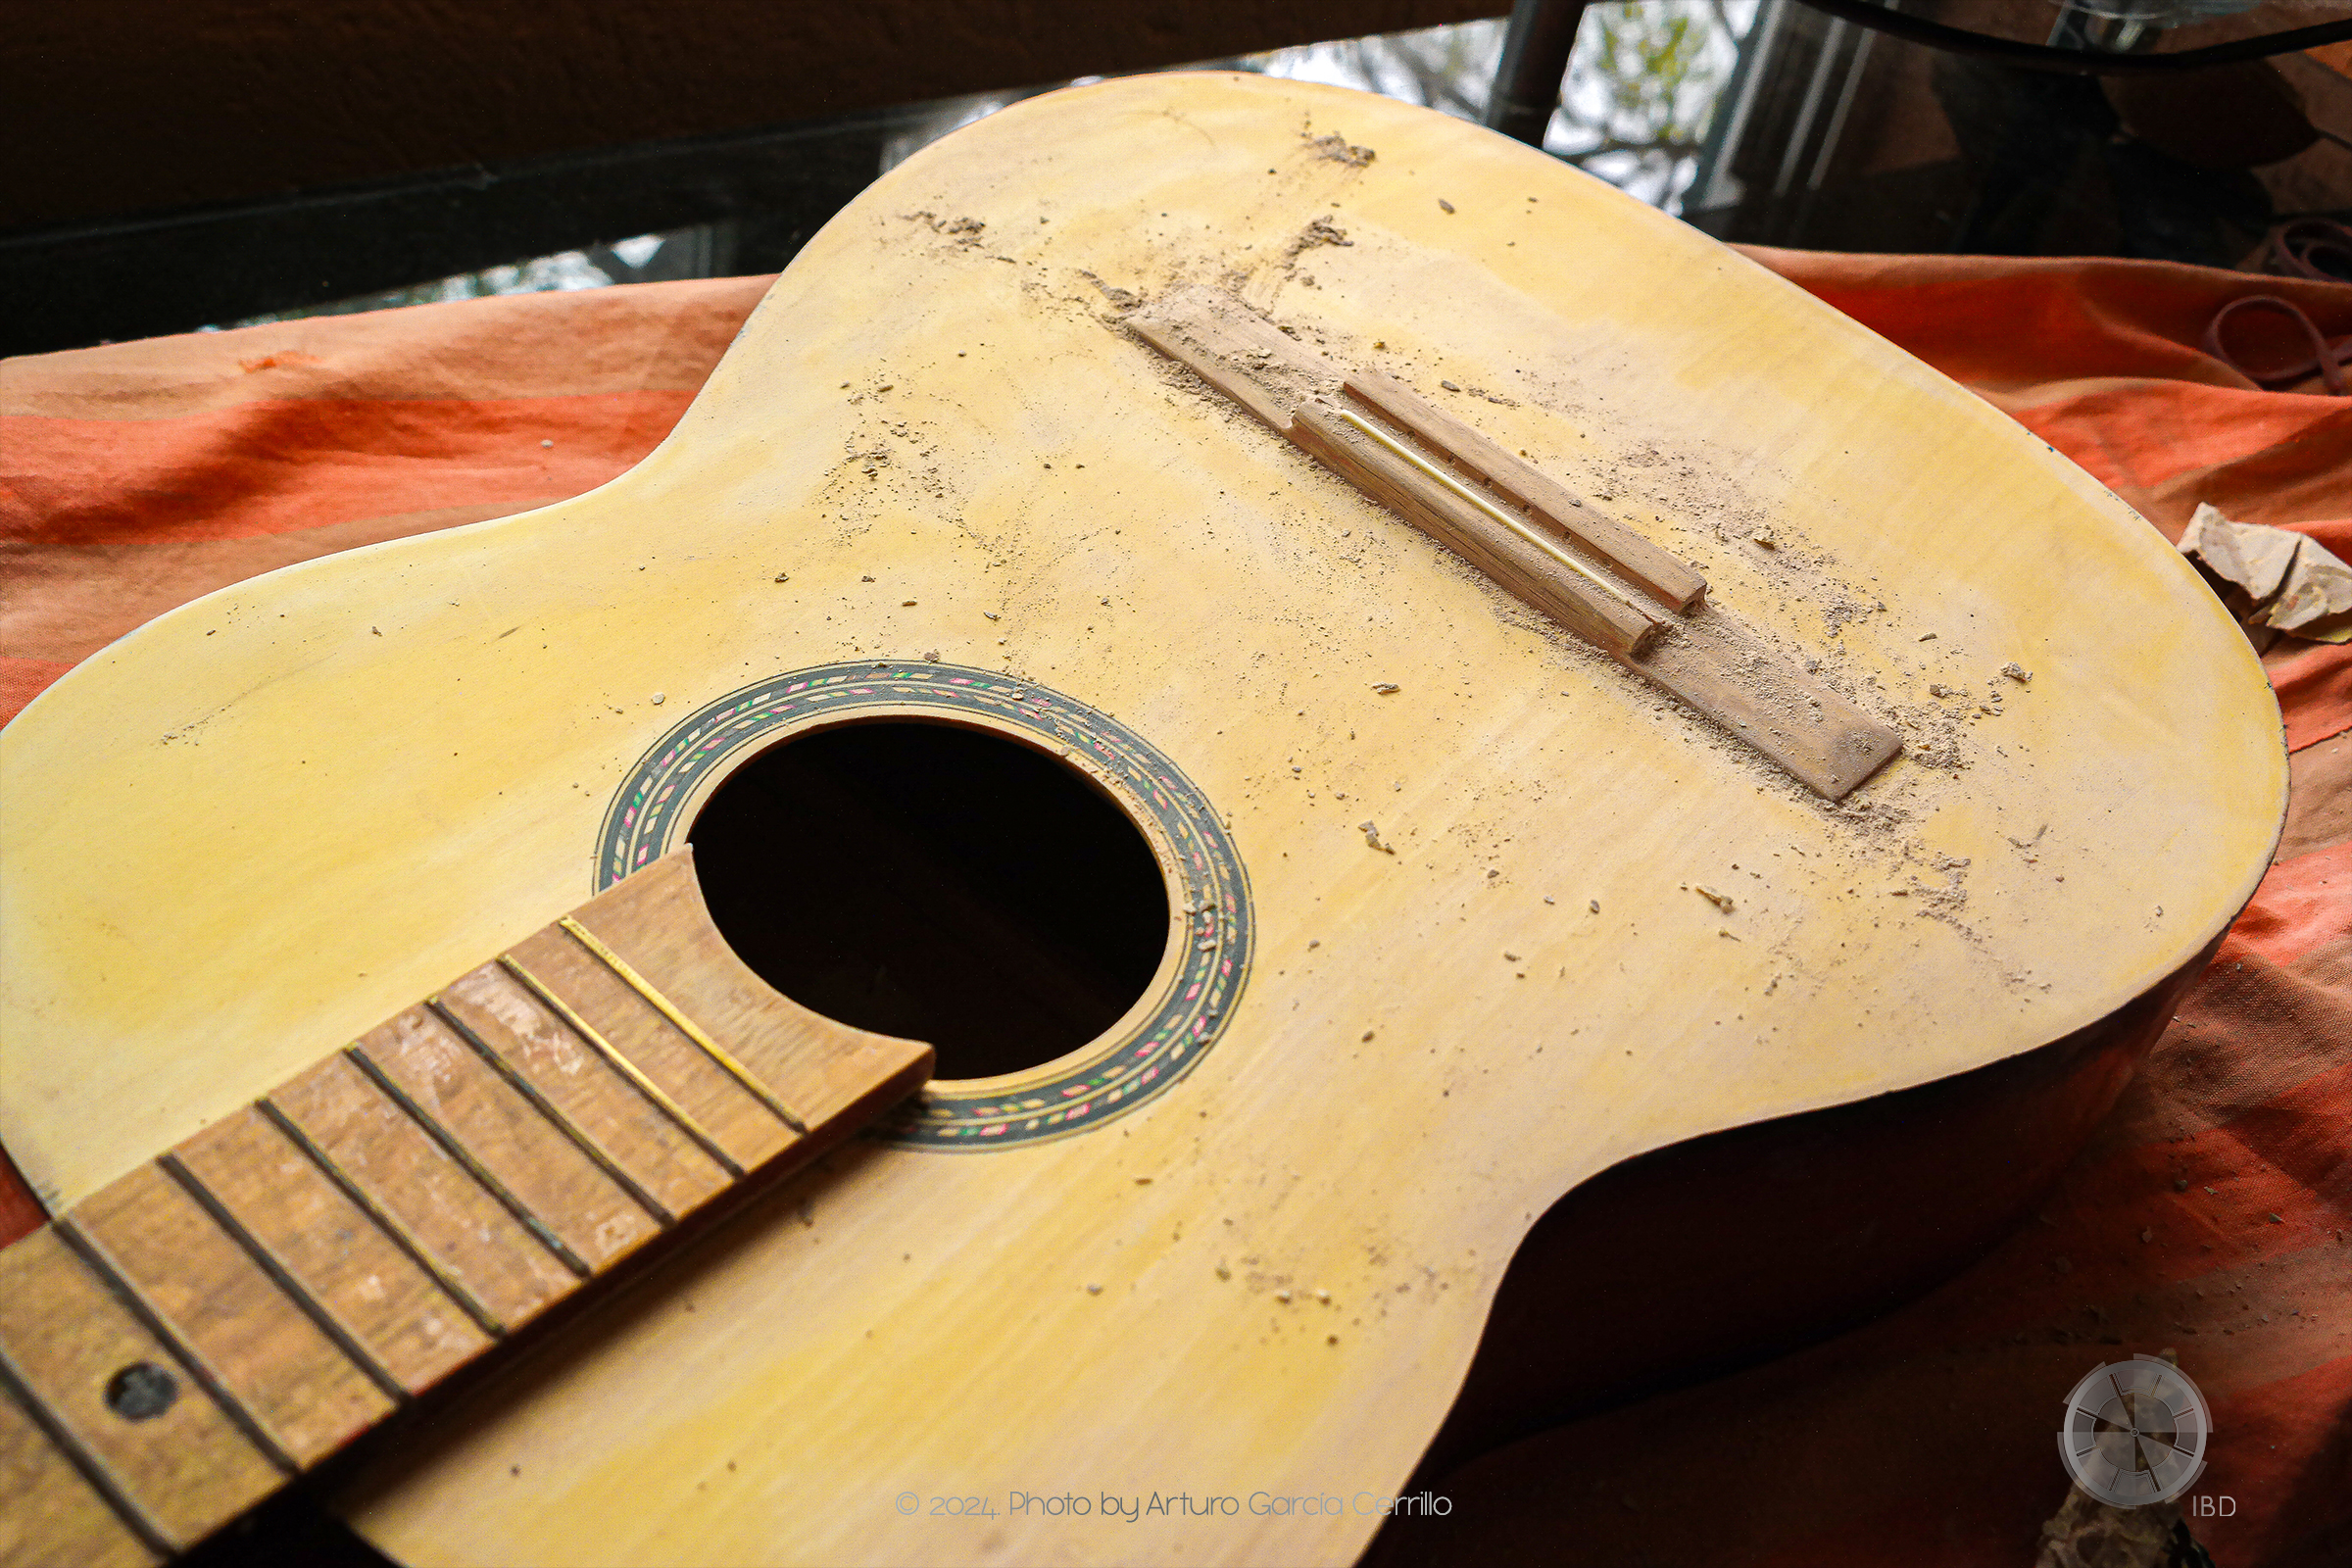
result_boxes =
[689,720,1170,1080]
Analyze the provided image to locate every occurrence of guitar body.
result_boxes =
[0,74,2283,1567]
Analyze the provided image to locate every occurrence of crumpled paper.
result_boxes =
[2178,503,2352,650]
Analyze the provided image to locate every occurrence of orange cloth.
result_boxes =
[3,256,2346,1565]
[0,276,773,728]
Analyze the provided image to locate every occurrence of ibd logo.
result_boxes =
[2056,1355,2211,1508]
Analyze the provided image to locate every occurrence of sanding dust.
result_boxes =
[1117,277,2049,983]
[870,197,2043,1004]
[1308,133,1376,167]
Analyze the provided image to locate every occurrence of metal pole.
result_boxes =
[1484,0,1592,146]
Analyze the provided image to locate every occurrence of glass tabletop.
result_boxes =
[1794,0,2352,64]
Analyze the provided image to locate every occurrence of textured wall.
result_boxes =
[6,1,1501,228]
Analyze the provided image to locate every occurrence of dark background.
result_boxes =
[4,1,1499,226]
[6,2,2349,358]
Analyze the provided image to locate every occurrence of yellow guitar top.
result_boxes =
[0,72,2282,1566]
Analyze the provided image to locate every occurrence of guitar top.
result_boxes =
[0,73,2283,1566]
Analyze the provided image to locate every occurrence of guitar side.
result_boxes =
[0,74,2283,1567]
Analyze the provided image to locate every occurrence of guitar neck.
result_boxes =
[0,853,931,1564]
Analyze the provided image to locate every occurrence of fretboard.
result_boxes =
[0,852,931,1566]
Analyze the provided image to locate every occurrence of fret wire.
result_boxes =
[424,997,676,1229]
[342,1047,594,1281]
[50,1214,300,1476]
[253,1098,507,1341]
[498,955,746,1179]
[0,1337,177,1557]
[155,1152,410,1406]
[558,916,809,1134]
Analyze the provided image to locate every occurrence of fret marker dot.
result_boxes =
[104,1361,178,1421]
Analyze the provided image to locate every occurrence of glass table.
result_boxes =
[1488,0,2352,144]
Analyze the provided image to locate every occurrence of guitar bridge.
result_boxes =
[1129,288,1902,801]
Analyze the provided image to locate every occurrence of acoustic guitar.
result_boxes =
[0,72,2284,1567]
